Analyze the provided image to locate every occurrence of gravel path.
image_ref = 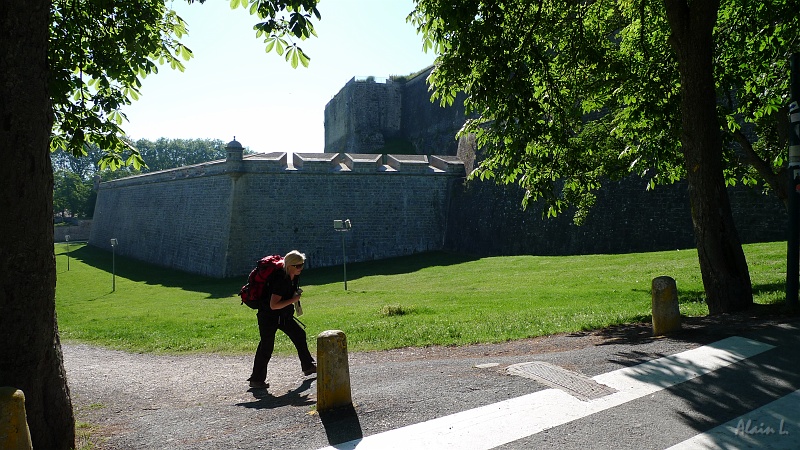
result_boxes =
[64,315,792,450]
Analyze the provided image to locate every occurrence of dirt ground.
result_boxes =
[64,311,796,450]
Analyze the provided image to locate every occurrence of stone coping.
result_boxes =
[98,153,465,188]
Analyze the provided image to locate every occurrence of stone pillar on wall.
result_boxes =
[226,137,243,162]
[226,137,244,177]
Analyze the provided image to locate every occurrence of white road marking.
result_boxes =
[317,336,774,450]
[666,389,800,449]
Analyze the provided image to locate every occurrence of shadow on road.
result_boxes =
[235,378,316,409]
[318,405,364,446]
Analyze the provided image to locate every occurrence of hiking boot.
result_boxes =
[249,380,269,389]
[302,364,317,376]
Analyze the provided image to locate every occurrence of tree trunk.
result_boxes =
[0,1,76,448]
[665,0,754,314]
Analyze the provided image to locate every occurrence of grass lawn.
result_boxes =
[55,242,788,355]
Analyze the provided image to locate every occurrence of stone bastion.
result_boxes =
[89,148,465,278]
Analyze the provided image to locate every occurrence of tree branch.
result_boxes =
[732,129,788,205]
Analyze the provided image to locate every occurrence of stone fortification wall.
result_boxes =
[445,176,787,256]
[90,159,237,277]
[54,220,92,243]
[89,152,465,278]
[400,68,466,157]
[323,68,467,157]
[323,77,403,154]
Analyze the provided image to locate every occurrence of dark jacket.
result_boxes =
[261,269,298,316]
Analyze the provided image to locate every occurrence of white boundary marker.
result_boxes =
[317,336,774,450]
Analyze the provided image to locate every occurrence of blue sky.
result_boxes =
[121,0,436,154]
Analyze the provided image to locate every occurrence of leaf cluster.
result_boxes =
[715,0,800,195]
[411,0,800,222]
[49,0,193,170]
[52,137,232,182]
[231,0,321,68]
[53,169,94,219]
[49,0,320,172]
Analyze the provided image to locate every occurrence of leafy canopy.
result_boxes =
[49,0,321,170]
[410,0,800,222]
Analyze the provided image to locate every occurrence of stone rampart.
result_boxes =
[445,176,787,256]
[89,152,465,278]
[89,147,786,279]
[54,220,92,242]
[400,69,467,157]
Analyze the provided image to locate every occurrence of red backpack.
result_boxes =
[239,255,284,309]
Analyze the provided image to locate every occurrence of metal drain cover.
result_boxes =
[507,361,617,401]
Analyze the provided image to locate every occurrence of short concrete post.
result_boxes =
[0,387,33,450]
[316,330,353,412]
[651,276,681,336]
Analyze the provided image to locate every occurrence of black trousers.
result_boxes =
[248,311,315,383]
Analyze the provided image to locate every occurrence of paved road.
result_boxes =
[66,318,799,449]
[318,324,800,449]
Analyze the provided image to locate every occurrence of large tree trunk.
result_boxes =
[0,0,76,448]
[665,0,754,314]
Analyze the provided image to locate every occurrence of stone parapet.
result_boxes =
[293,153,340,172]
[342,153,382,172]
[386,154,432,173]
[98,161,230,189]
[430,155,466,174]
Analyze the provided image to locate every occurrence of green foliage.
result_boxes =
[53,170,92,218]
[236,0,320,68]
[133,138,229,172]
[52,146,104,180]
[49,0,321,169]
[389,68,431,84]
[51,138,230,217]
[410,0,800,222]
[49,0,192,169]
[55,242,787,354]
[714,0,800,195]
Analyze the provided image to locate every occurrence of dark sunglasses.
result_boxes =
[292,263,304,269]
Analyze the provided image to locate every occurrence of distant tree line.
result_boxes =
[52,137,237,219]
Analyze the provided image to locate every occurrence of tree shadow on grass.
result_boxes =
[63,245,240,298]
[301,251,481,286]
[578,298,799,359]
[63,245,480,299]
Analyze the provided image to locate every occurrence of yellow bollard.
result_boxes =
[0,387,33,450]
[316,330,353,412]
[651,276,681,336]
